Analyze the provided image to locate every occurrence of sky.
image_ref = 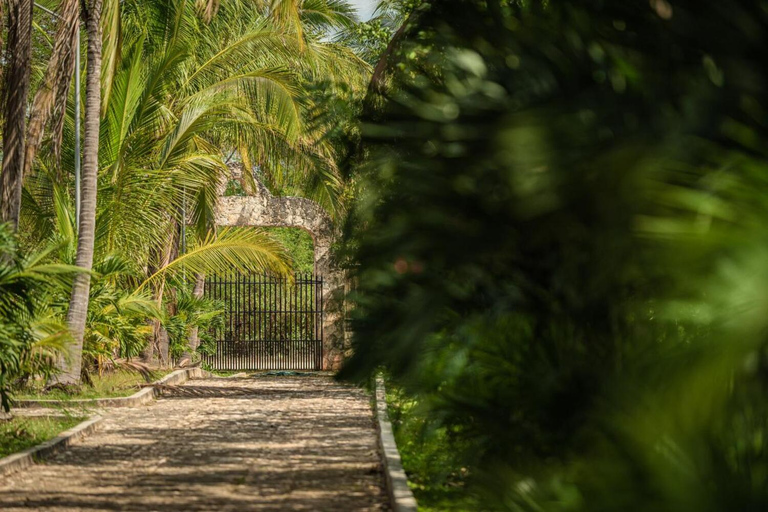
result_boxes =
[349,0,378,21]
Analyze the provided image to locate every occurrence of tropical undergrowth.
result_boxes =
[15,369,173,400]
[4,0,370,408]
[386,382,476,511]
[0,223,74,410]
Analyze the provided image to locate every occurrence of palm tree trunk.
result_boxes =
[156,322,171,366]
[59,0,102,384]
[188,273,206,352]
[24,0,79,178]
[143,221,177,365]
[0,0,34,228]
[179,272,205,366]
[157,222,180,366]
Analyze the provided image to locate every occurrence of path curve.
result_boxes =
[0,375,388,511]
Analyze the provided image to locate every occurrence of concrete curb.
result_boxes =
[0,416,102,476]
[15,368,209,409]
[375,375,419,512]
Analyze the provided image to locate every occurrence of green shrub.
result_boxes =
[0,224,72,410]
[164,284,224,359]
[341,0,768,509]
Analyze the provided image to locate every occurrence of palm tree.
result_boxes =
[0,0,35,228]
[60,0,103,384]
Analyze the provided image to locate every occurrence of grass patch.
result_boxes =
[386,385,476,511]
[15,370,172,401]
[0,416,84,458]
[201,368,246,377]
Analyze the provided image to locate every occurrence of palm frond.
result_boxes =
[137,227,291,292]
[101,0,123,114]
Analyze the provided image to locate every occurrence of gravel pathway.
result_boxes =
[0,375,388,511]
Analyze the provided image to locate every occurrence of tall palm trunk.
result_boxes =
[0,0,34,228]
[60,0,102,384]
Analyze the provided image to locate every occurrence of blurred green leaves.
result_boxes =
[340,0,768,509]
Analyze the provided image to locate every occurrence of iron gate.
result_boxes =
[201,272,323,370]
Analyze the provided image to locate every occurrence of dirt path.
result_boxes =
[0,375,389,511]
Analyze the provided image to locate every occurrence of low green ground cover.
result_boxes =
[15,370,170,401]
[207,369,247,377]
[386,386,476,511]
[0,416,84,458]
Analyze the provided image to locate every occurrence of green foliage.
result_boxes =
[387,384,477,510]
[83,282,159,364]
[0,415,83,458]
[224,179,247,197]
[336,18,393,65]
[138,228,291,293]
[341,0,768,509]
[267,228,315,274]
[15,370,169,400]
[33,195,165,376]
[336,0,422,65]
[0,224,74,411]
[164,285,224,359]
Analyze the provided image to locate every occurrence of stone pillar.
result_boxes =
[314,239,346,370]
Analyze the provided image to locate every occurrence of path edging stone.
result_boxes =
[375,375,419,512]
[0,416,102,476]
[14,368,209,409]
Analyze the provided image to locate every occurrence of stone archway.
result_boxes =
[215,174,346,370]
